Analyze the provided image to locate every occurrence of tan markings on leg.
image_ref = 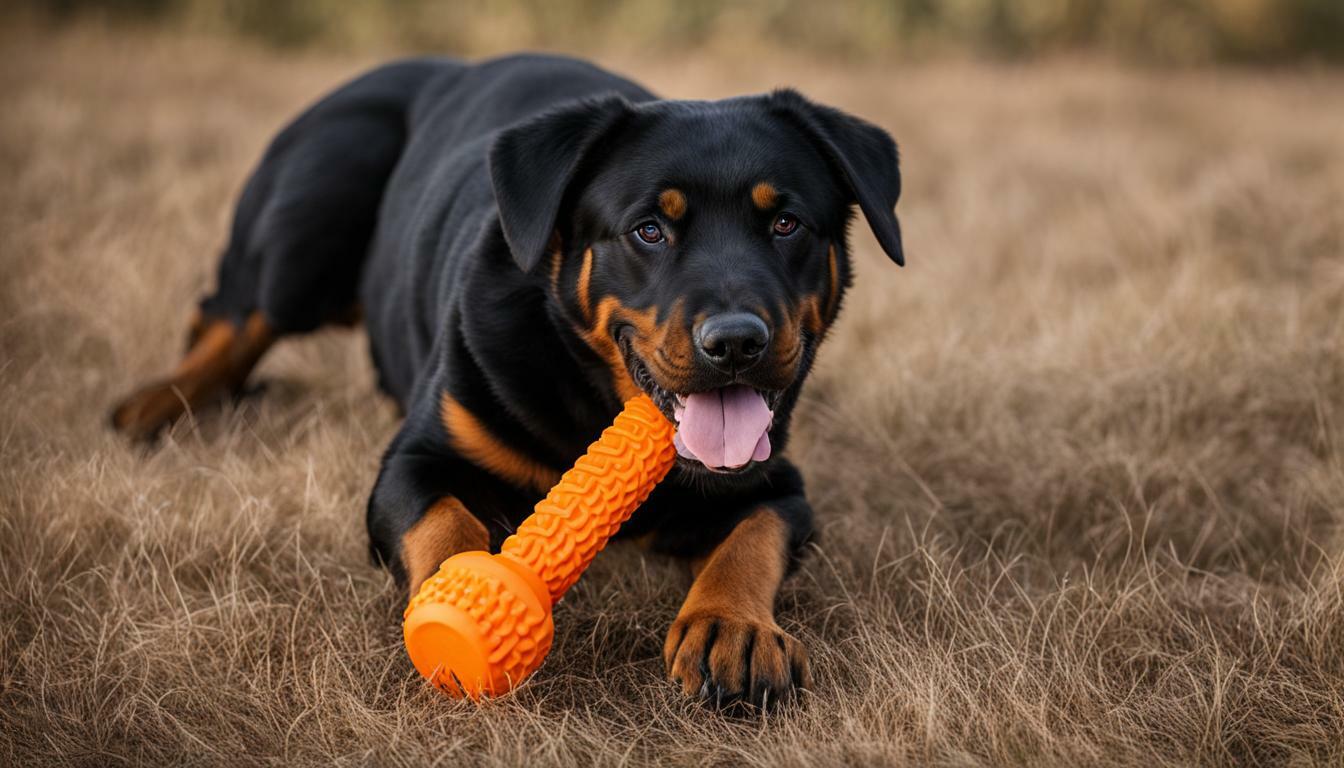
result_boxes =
[439,393,562,493]
[664,507,811,705]
[111,311,274,440]
[679,507,789,623]
[751,182,777,210]
[659,188,687,220]
[401,496,489,596]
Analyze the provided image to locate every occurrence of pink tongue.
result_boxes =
[674,385,773,469]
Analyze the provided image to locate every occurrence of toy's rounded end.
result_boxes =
[403,551,554,699]
[404,600,493,697]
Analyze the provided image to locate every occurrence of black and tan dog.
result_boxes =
[111,54,904,708]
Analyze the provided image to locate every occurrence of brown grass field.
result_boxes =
[3,22,1344,767]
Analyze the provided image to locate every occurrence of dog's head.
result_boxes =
[491,89,903,476]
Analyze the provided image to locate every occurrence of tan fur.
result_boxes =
[400,496,490,596]
[11,27,1343,762]
[111,311,273,439]
[576,247,594,321]
[659,188,687,220]
[577,296,699,399]
[440,393,562,492]
[663,508,811,702]
[751,182,777,210]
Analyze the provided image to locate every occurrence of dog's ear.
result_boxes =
[490,94,633,273]
[767,89,904,266]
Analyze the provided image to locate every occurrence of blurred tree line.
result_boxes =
[16,0,1344,64]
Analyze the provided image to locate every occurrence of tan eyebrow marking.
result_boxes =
[751,182,777,210]
[659,188,687,220]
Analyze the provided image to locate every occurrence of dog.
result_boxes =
[110,54,904,709]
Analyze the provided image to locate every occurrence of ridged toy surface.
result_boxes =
[402,395,676,698]
[500,395,677,602]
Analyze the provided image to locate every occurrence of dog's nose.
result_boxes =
[694,312,770,372]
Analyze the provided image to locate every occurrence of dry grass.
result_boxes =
[3,23,1344,767]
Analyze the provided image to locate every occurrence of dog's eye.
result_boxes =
[773,213,799,237]
[634,222,664,244]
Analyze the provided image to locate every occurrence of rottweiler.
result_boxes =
[110,54,904,709]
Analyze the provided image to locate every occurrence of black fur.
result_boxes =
[193,54,904,587]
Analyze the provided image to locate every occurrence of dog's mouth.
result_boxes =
[620,333,781,474]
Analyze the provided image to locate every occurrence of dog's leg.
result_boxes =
[110,63,442,441]
[663,503,813,709]
[398,496,491,596]
[366,425,527,597]
[110,311,274,441]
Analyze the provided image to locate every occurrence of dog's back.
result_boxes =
[361,55,656,401]
[111,54,653,434]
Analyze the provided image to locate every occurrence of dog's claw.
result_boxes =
[664,612,809,712]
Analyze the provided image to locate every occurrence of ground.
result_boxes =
[2,24,1343,767]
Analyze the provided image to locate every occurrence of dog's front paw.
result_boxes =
[663,611,811,710]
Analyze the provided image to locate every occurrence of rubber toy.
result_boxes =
[402,394,676,698]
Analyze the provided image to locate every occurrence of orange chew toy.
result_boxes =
[402,394,676,698]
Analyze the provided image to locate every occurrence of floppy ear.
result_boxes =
[767,89,904,266]
[489,95,633,273]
